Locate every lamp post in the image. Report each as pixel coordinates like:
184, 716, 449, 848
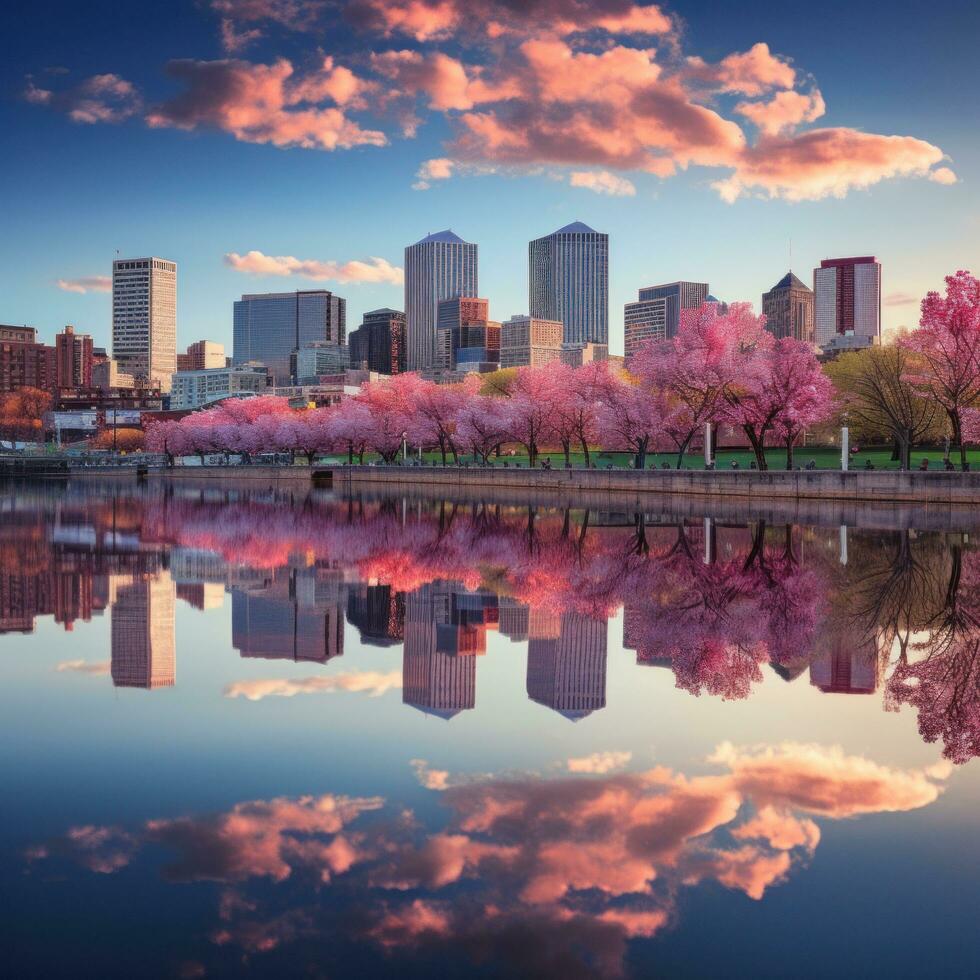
841, 411, 849, 472
402, 431, 407, 462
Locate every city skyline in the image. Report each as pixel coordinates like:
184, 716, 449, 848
2, 1, 975, 358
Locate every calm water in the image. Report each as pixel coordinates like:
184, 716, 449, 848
3, 481, 980, 978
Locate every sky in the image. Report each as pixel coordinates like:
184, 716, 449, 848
1, 0, 978, 356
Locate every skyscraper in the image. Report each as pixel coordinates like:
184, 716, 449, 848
404, 231, 478, 371
112, 257, 177, 393
529, 222, 608, 346
348, 308, 407, 375
624, 280, 708, 361
761, 273, 814, 344
813, 256, 881, 351
233, 290, 346, 385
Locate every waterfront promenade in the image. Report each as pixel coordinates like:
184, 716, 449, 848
8, 454, 980, 507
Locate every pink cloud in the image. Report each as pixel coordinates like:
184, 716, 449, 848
25, 73, 141, 124
210, 0, 325, 49
566, 750, 633, 773
713, 128, 949, 203
568, 170, 637, 196
685, 42, 796, 96
55, 276, 112, 295
146, 58, 385, 151
413, 156, 455, 189
929, 166, 958, 185
345, 0, 672, 41
736, 89, 826, 136
224, 250, 403, 284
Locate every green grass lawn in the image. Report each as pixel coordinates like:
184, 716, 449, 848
320, 446, 980, 471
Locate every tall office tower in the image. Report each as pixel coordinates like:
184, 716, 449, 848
529, 221, 608, 346
176, 340, 225, 372
54, 325, 94, 389
0, 325, 57, 393
348, 308, 407, 375
405, 230, 479, 371
112, 257, 177, 393
499, 315, 563, 368
624, 280, 708, 361
402, 582, 476, 718
526, 611, 607, 719
233, 290, 346, 385
761, 273, 814, 344
813, 256, 881, 350
110, 572, 176, 689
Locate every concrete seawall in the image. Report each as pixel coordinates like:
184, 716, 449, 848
331, 464, 980, 506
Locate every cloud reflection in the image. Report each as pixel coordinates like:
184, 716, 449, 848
27, 742, 951, 974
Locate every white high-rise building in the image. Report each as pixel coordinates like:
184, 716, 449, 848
112, 257, 177, 392
529, 222, 609, 346
404, 231, 478, 371
813, 256, 881, 352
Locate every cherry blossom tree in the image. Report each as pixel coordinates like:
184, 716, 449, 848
356, 376, 416, 463
634, 304, 749, 468
455, 392, 509, 464
499, 366, 557, 466
596, 373, 662, 469
901, 271, 980, 470
726, 337, 834, 470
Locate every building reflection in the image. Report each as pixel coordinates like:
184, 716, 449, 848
346, 582, 405, 647
527, 610, 607, 719
110, 571, 176, 689
8, 485, 980, 763
231, 565, 345, 664
402, 582, 497, 719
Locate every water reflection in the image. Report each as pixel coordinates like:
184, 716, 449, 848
7, 482, 980, 976
3, 483, 980, 765
24, 742, 950, 976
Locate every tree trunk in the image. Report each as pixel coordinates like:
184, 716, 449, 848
635, 438, 648, 470
891, 439, 901, 462
951, 410, 967, 470
562, 438, 571, 467
786, 434, 794, 471
742, 426, 766, 470
348, 442, 354, 465
579, 436, 591, 467
675, 431, 694, 469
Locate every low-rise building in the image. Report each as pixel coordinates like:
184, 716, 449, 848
499, 315, 563, 368
560, 342, 608, 367
177, 340, 226, 372
291, 343, 350, 382
170, 366, 269, 410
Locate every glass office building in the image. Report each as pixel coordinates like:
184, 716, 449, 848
232, 290, 346, 385
404, 231, 478, 371
529, 222, 608, 346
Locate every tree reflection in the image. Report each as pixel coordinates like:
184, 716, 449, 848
10, 484, 980, 760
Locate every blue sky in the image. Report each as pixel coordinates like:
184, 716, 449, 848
1, 0, 978, 355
